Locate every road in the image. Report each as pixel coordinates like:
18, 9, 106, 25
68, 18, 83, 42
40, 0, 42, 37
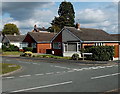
2, 56, 119, 93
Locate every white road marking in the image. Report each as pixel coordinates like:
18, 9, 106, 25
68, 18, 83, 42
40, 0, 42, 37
56, 72, 61, 74
81, 68, 90, 70
106, 65, 113, 68
19, 75, 31, 78
91, 73, 120, 79
46, 72, 54, 75
97, 66, 105, 69
35, 74, 44, 76
5, 76, 14, 79
53, 65, 71, 70
62, 71, 66, 73
32, 63, 40, 65
91, 67, 98, 70
73, 68, 83, 71
11, 81, 73, 93
67, 70, 74, 73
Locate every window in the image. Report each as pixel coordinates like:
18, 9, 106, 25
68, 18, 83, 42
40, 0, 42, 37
95, 43, 104, 46
20, 43, 28, 49
32, 43, 36, 48
53, 42, 61, 49
65, 44, 68, 52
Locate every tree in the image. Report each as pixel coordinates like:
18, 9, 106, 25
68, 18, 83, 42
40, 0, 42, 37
2, 23, 20, 35
49, 1, 75, 33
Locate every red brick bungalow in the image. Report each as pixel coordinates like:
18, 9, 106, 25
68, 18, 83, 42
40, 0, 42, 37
51, 25, 120, 60
23, 32, 55, 54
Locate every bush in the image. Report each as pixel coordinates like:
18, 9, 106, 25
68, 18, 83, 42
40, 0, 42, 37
71, 54, 79, 60
84, 46, 114, 61
20, 51, 33, 57
23, 47, 33, 52
2, 45, 7, 52
2, 44, 19, 51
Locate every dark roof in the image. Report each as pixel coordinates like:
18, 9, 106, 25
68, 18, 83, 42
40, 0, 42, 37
5, 35, 26, 42
28, 32, 55, 43
65, 27, 117, 41
37, 28, 47, 31
110, 34, 120, 41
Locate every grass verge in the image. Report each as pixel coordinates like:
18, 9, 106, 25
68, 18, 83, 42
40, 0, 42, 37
0, 63, 21, 74
33, 54, 71, 59
2, 51, 22, 56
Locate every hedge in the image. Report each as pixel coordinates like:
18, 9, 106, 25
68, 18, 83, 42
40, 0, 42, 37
23, 47, 33, 52
84, 46, 114, 61
2, 44, 19, 52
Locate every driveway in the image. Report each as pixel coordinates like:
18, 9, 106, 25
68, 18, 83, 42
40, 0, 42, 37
2, 56, 119, 93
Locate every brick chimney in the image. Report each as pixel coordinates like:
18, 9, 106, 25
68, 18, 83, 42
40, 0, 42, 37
75, 23, 81, 30
14, 33, 16, 36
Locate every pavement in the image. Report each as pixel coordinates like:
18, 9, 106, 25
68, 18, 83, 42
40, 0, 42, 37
1, 56, 120, 93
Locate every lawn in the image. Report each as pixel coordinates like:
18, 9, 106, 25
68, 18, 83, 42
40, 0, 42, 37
33, 54, 71, 59
0, 63, 21, 74
2, 51, 22, 56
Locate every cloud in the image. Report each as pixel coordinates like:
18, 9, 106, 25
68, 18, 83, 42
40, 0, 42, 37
2, 2, 55, 21
76, 3, 118, 34
2, 2, 57, 34
76, 9, 107, 24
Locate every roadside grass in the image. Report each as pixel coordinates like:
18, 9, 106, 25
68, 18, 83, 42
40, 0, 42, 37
0, 63, 21, 74
33, 54, 71, 59
0, 49, 2, 53
2, 51, 22, 56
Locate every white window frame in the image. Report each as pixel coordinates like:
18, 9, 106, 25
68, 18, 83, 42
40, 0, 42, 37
53, 42, 61, 49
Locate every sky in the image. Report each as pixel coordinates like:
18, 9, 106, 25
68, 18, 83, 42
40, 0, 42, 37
0, 0, 119, 34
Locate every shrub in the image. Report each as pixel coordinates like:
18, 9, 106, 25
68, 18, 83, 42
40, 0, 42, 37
71, 54, 79, 60
23, 47, 33, 52
2, 45, 7, 52
2, 44, 19, 51
84, 46, 114, 61
20, 51, 33, 57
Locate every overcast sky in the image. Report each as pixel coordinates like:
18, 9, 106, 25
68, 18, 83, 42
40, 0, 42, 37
0, 0, 119, 34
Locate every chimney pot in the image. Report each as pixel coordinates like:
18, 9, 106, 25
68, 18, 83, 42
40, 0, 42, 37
75, 23, 80, 30
14, 33, 16, 36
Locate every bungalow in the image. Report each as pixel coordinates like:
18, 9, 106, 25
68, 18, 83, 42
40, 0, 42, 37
51, 24, 120, 60
2, 34, 26, 49
0, 32, 3, 48
23, 32, 55, 53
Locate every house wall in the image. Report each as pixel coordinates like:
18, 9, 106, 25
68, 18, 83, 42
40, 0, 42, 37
0, 34, 3, 48
52, 32, 63, 56
23, 34, 36, 47
82, 43, 95, 48
0, 43, 2, 48
37, 43, 51, 53
10, 42, 21, 48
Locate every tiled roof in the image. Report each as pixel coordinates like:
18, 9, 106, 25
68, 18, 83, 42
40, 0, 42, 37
5, 35, 26, 42
110, 34, 120, 41
65, 27, 117, 41
28, 32, 55, 43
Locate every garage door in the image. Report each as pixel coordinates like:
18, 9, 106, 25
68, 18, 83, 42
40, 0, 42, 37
68, 43, 77, 51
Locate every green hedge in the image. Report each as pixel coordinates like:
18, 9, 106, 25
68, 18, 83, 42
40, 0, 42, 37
23, 47, 33, 52
84, 46, 114, 61
2, 44, 19, 52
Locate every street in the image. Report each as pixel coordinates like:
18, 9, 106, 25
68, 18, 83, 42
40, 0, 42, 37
2, 56, 119, 93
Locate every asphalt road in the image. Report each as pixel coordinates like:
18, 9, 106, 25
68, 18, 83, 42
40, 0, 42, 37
2, 56, 120, 93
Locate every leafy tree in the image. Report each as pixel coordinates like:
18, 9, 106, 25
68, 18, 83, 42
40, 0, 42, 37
49, 1, 75, 33
2, 23, 20, 35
